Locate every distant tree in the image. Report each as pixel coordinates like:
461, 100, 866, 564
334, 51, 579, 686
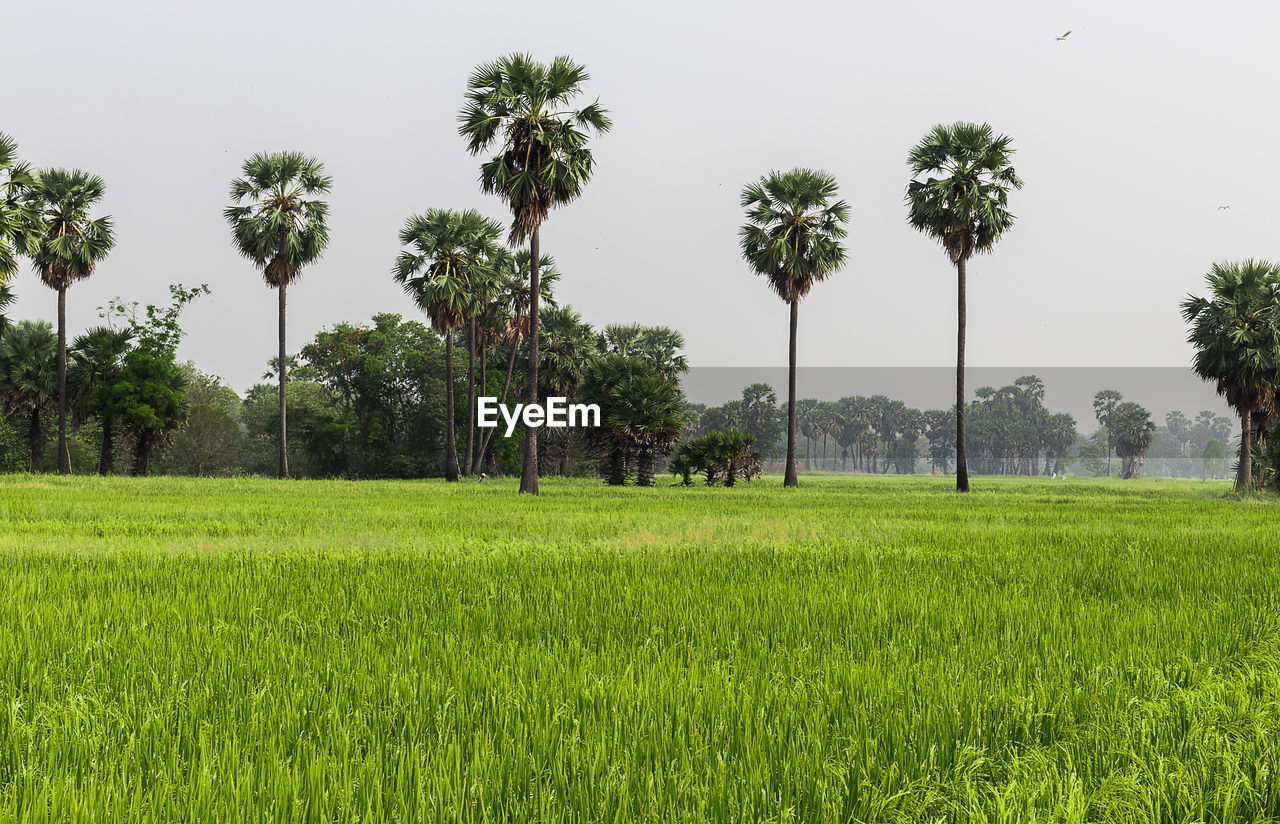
923, 408, 955, 473
1202, 437, 1225, 480
31, 169, 116, 474
1111, 402, 1156, 479
1078, 429, 1110, 477
393, 209, 502, 481
225, 151, 332, 479
1041, 413, 1078, 476
1092, 390, 1123, 476
460, 53, 611, 495
907, 122, 1022, 492
155, 364, 241, 477
0, 319, 57, 471
739, 168, 850, 487
1181, 260, 1280, 490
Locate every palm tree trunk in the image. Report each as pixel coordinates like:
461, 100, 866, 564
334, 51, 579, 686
57, 286, 69, 475
519, 227, 541, 495
1237, 407, 1252, 490
278, 283, 289, 479
28, 410, 42, 473
445, 333, 459, 482
955, 257, 970, 492
464, 321, 476, 475
98, 419, 113, 475
784, 298, 799, 488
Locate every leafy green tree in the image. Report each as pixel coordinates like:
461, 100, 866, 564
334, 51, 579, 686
460, 53, 611, 495
30, 168, 116, 475
907, 123, 1022, 492
68, 326, 133, 474
1181, 260, 1280, 490
0, 319, 57, 471
225, 152, 332, 479
739, 168, 850, 487
0, 133, 39, 287
112, 348, 188, 476
155, 364, 241, 477
298, 314, 449, 478
393, 209, 502, 482
1111, 401, 1156, 479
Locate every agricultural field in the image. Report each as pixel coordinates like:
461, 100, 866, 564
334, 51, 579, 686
0, 474, 1278, 822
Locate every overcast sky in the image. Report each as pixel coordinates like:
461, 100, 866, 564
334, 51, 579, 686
4, 0, 1276, 396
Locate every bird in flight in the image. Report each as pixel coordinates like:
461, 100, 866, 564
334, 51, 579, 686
1056, 30, 1072, 41
1218, 205, 1231, 211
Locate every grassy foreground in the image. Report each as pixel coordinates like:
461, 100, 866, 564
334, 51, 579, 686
0, 474, 1278, 822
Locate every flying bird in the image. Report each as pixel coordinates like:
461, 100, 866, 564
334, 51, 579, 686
1218, 205, 1231, 211
1056, 30, 1072, 41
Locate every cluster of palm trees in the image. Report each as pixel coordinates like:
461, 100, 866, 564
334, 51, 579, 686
1182, 260, 1280, 490
0, 133, 116, 476
739, 122, 1021, 492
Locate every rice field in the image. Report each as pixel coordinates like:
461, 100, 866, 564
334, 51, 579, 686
0, 474, 1277, 822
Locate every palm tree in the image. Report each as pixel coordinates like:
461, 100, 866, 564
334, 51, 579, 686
0, 319, 57, 472
474, 249, 559, 474
0, 133, 39, 287
225, 151, 332, 479
393, 208, 502, 482
68, 325, 134, 474
1181, 260, 1280, 489
459, 53, 611, 495
739, 168, 850, 487
1111, 402, 1156, 479
907, 122, 1022, 492
0, 284, 15, 337
1092, 389, 1123, 476
31, 169, 116, 475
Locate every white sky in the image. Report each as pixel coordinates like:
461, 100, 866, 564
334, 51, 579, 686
4, 0, 1276, 394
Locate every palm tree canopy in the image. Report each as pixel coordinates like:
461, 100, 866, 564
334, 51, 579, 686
739, 168, 850, 303
69, 325, 134, 418
30, 168, 115, 291
393, 209, 503, 335
458, 53, 611, 244
906, 122, 1022, 264
0, 133, 41, 285
0, 319, 57, 414
1180, 259, 1280, 416
225, 151, 332, 288
1110, 402, 1156, 458
487, 248, 560, 342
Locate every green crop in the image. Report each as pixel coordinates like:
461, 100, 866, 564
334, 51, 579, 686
0, 474, 1277, 822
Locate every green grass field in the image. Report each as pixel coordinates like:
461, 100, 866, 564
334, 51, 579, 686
1, 474, 1278, 822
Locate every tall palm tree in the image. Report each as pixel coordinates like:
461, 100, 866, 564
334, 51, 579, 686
1181, 259, 1280, 490
68, 325, 134, 475
31, 169, 116, 475
393, 208, 502, 482
225, 151, 332, 479
907, 122, 1022, 492
0, 133, 39, 287
0, 319, 57, 472
459, 53, 611, 495
739, 168, 850, 487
